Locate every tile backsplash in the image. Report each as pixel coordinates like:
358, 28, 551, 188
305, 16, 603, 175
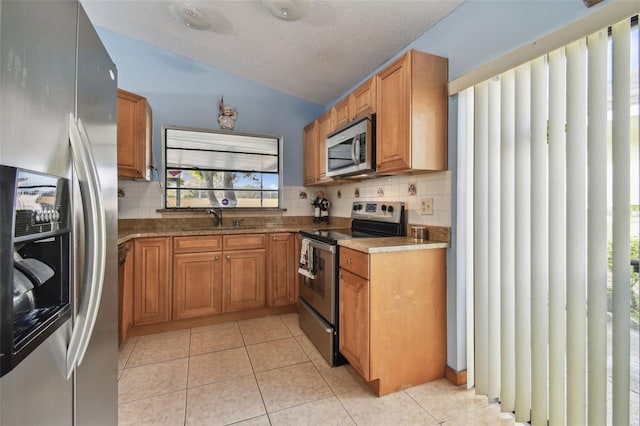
117, 171, 451, 227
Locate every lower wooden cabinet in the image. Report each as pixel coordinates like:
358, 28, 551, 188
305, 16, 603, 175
173, 251, 223, 320
267, 233, 297, 307
133, 237, 171, 325
222, 249, 266, 312
339, 246, 447, 396
129, 232, 297, 328
339, 268, 370, 379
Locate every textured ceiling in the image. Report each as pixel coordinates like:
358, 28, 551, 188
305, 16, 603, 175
81, 0, 464, 106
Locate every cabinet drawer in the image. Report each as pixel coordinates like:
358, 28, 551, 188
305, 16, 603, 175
223, 234, 266, 251
340, 247, 369, 279
174, 236, 222, 253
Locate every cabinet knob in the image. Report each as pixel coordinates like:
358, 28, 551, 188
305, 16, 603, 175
273, 236, 277, 241
137, 169, 142, 176
347, 258, 353, 264
226, 255, 231, 260
214, 255, 219, 260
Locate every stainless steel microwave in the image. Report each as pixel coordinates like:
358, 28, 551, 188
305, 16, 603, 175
326, 114, 375, 178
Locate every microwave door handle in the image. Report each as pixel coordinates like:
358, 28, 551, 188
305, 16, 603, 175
352, 134, 361, 165
65, 113, 106, 378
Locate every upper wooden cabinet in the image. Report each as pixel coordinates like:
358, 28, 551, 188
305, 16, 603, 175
303, 121, 318, 186
333, 77, 377, 130
315, 110, 334, 184
376, 50, 448, 174
117, 89, 152, 180
303, 109, 338, 186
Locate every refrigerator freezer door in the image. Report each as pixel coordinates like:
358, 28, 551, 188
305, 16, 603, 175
73, 4, 118, 425
0, 1, 77, 423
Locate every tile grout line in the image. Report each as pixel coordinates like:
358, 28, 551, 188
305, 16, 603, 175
240, 321, 272, 425
183, 328, 194, 426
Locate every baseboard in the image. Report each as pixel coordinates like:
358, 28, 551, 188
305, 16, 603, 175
445, 365, 467, 386
125, 304, 298, 339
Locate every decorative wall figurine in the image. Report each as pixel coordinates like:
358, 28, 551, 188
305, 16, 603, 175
217, 96, 238, 130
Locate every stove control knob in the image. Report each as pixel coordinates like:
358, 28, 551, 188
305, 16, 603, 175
381, 204, 387, 212
387, 205, 394, 213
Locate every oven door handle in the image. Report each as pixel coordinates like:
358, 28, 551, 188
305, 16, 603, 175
299, 235, 337, 254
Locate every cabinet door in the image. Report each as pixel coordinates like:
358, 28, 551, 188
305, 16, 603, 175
133, 237, 171, 325
376, 54, 410, 173
339, 268, 370, 380
333, 97, 350, 129
173, 252, 223, 320
315, 110, 334, 183
222, 249, 266, 312
351, 77, 376, 119
303, 121, 318, 186
117, 89, 150, 179
267, 233, 296, 307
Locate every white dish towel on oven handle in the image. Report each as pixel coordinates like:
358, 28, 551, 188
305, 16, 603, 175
298, 238, 316, 279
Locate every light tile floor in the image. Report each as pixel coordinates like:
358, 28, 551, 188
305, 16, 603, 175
118, 313, 523, 425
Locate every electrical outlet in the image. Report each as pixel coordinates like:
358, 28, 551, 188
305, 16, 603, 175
420, 198, 434, 215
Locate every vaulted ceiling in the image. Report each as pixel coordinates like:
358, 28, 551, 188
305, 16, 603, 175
81, 0, 465, 105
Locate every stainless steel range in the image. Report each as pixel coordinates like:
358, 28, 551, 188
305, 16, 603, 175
297, 201, 406, 366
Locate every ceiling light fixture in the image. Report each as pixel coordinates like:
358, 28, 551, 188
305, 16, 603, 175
262, 0, 310, 22
169, 3, 211, 30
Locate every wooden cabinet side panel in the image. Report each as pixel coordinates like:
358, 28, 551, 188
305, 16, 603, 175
267, 233, 296, 307
410, 52, 448, 171
121, 240, 134, 342
173, 252, 223, 320
133, 237, 171, 325
339, 269, 370, 380
369, 249, 447, 394
375, 54, 410, 173
222, 250, 266, 312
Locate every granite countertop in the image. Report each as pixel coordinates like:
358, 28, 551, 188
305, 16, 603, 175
117, 217, 451, 251
117, 223, 347, 245
338, 236, 449, 253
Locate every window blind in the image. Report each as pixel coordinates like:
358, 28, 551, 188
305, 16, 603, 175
459, 14, 637, 425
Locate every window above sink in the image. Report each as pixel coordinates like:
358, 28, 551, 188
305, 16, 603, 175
163, 126, 282, 210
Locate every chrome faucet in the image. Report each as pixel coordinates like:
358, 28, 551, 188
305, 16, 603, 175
207, 208, 223, 227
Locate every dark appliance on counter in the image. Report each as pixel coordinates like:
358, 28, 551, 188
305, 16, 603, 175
297, 201, 405, 366
0, 167, 72, 376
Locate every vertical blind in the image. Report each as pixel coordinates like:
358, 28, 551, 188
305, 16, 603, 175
460, 14, 636, 425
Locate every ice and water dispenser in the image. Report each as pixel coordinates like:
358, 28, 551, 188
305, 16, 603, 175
0, 166, 72, 376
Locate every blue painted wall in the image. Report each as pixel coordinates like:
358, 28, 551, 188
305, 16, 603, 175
96, 29, 324, 186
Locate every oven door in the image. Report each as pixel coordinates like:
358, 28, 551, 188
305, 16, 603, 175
297, 236, 336, 324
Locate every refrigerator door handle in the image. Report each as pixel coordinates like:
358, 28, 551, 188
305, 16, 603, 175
65, 112, 107, 378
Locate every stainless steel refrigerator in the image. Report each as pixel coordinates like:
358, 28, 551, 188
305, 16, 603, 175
0, 1, 118, 424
